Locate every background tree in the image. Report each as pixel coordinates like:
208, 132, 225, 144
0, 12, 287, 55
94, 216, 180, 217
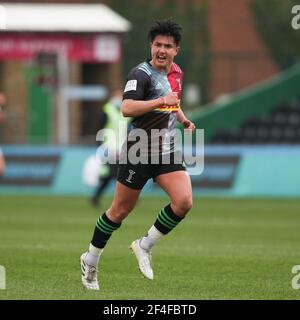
251, 0, 300, 69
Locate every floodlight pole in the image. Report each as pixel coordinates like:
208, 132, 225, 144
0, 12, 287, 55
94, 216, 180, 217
57, 48, 69, 145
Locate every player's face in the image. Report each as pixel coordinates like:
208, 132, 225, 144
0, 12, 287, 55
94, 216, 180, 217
150, 35, 179, 72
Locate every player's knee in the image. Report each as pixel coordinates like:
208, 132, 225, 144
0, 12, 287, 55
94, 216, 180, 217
109, 202, 132, 222
174, 197, 193, 215
182, 197, 193, 213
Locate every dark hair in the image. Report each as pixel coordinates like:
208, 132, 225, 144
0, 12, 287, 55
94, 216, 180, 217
148, 19, 182, 46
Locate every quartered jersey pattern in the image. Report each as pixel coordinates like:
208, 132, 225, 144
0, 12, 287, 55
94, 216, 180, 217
122, 60, 184, 156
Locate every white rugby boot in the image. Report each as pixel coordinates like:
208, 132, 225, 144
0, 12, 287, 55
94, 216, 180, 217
80, 252, 100, 290
130, 239, 154, 280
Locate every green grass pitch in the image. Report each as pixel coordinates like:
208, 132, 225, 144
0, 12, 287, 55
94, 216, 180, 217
0, 194, 300, 300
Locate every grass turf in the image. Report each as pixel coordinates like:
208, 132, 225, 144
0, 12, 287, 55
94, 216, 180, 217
0, 195, 300, 300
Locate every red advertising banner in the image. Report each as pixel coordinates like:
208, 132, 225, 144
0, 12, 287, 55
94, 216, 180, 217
0, 34, 121, 62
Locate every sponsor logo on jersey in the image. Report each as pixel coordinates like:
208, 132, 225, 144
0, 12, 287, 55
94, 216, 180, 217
124, 80, 137, 92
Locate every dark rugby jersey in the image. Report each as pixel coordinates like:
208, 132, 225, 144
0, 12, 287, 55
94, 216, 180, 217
122, 60, 184, 157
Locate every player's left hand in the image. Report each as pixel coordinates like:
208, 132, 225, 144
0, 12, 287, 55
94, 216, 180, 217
182, 120, 196, 132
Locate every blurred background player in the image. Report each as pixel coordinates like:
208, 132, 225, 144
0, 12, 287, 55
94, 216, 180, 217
0, 92, 6, 177
90, 89, 129, 207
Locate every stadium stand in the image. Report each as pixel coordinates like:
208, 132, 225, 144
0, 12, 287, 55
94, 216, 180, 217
190, 63, 300, 145
211, 99, 300, 144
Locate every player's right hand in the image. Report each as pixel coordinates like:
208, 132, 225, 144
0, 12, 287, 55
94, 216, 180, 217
164, 92, 179, 106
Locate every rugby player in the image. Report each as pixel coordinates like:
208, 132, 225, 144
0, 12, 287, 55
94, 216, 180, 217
80, 19, 196, 290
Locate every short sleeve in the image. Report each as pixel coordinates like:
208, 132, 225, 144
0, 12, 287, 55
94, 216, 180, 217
123, 68, 151, 101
